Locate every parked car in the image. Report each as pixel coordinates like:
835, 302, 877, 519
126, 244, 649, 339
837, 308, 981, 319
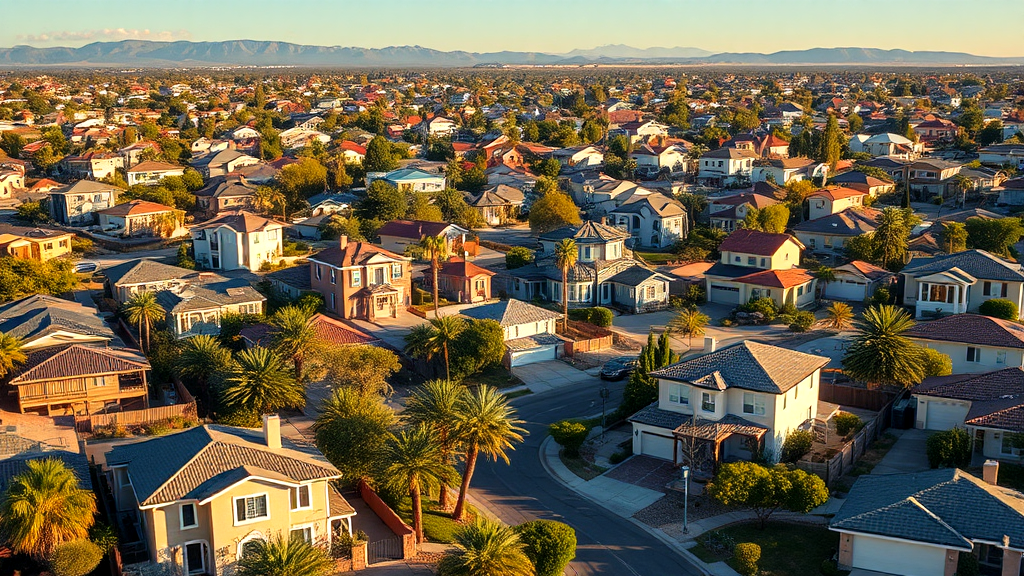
600, 356, 638, 380
74, 260, 99, 273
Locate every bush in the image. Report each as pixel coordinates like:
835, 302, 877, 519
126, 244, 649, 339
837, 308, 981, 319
979, 298, 1019, 320
49, 539, 103, 576
869, 285, 891, 307
738, 297, 778, 322
779, 302, 798, 316
609, 443, 633, 465
781, 429, 815, 463
733, 543, 761, 576
834, 412, 862, 437
789, 310, 816, 332
926, 428, 972, 469
514, 520, 577, 576
956, 551, 981, 576
567, 307, 613, 327
505, 246, 535, 270
549, 420, 589, 458
820, 558, 841, 576
89, 522, 118, 553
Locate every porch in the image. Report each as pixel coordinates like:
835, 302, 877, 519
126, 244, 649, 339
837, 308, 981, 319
672, 415, 769, 479
913, 270, 975, 318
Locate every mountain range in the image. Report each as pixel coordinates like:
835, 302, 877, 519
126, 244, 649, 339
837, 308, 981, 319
0, 40, 1021, 67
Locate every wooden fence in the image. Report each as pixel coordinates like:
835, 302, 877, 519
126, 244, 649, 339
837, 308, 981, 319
562, 321, 614, 356
819, 371, 898, 411
75, 379, 197, 433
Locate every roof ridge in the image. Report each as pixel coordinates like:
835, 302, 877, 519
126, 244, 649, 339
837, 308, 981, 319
140, 426, 217, 504
905, 495, 971, 545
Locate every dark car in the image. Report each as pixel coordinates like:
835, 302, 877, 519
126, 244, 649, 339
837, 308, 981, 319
600, 356, 639, 380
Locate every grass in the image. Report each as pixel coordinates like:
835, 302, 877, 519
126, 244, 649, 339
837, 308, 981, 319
693, 522, 841, 576
847, 432, 898, 477
559, 449, 607, 481
504, 389, 533, 400
636, 251, 678, 265
463, 365, 523, 389
394, 495, 477, 544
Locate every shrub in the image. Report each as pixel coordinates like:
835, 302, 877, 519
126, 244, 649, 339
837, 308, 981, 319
680, 283, 707, 307
781, 429, 815, 463
820, 558, 841, 576
789, 310, 815, 332
956, 551, 981, 576
609, 443, 633, 465
567, 308, 592, 323
779, 302, 798, 316
514, 520, 577, 576
834, 412, 863, 437
869, 285, 891, 307
89, 522, 118, 553
979, 298, 1019, 320
733, 543, 761, 576
505, 246, 535, 270
567, 307, 613, 327
49, 539, 103, 576
926, 428, 972, 469
142, 420, 171, 435
549, 420, 589, 458
739, 297, 778, 321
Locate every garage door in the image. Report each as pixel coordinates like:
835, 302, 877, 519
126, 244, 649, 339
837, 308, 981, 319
924, 400, 969, 431
641, 432, 675, 461
826, 280, 866, 301
511, 345, 557, 367
709, 284, 740, 305
852, 535, 945, 576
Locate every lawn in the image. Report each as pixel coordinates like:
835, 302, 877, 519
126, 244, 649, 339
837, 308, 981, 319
636, 251, 678, 265
394, 495, 477, 544
692, 522, 840, 576
560, 449, 607, 481
463, 365, 523, 389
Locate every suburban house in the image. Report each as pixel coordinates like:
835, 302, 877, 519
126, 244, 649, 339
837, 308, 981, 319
97, 200, 187, 238
830, 467, 1023, 576
708, 192, 780, 233
552, 145, 604, 171
371, 168, 446, 193
908, 209, 1003, 257
375, 219, 469, 257
423, 257, 495, 304
308, 236, 413, 320
103, 260, 197, 304
830, 171, 896, 197
191, 211, 285, 272
0, 225, 73, 262
190, 149, 260, 179
419, 116, 458, 138
793, 208, 880, 254
628, 341, 829, 472
997, 177, 1024, 206
609, 192, 688, 250
461, 299, 565, 366
60, 151, 124, 180
697, 148, 758, 186
913, 367, 1024, 461
103, 419, 355, 576
466, 184, 524, 226
156, 276, 266, 339
126, 160, 186, 186
630, 142, 689, 175
907, 314, 1024, 374
618, 120, 669, 144
704, 229, 806, 306
567, 175, 649, 214
750, 157, 817, 186
823, 261, 894, 302
194, 175, 259, 217
240, 313, 379, 349
0, 294, 115, 349
909, 159, 964, 199
914, 117, 959, 143
49, 180, 119, 226
848, 133, 921, 159
901, 250, 1024, 319
806, 187, 868, 220
980, 143, 1024, 170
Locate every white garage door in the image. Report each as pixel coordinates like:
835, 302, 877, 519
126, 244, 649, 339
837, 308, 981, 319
709, 284, 740, 305
826, 279, 866, 301
852, 535, 945, 576
511, 345, 557, 367
641, 432, 675, 461
924, 400, 969, 431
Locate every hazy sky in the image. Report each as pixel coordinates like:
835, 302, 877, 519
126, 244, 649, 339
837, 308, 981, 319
6, 0, 1024, 56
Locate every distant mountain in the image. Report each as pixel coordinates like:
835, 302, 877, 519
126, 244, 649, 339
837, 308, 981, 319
0, 40, 1020, 67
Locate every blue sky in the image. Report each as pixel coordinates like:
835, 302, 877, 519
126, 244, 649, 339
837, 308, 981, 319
7, 0, 1024, 56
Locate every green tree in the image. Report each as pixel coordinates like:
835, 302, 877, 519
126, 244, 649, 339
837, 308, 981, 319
846, 113, 864, 133
668, 308, 710, 347
220, 346, 304, 415
314, 387, 395, 483
357, 180, 408, 222
269, 305, 321, 381
528, 192, 581, 233
175, 334, 232, 410
309, 344, 401, 397
707, 462, 829, 528
925, 428, 973, 469
253, 185, 287, 219
437, 519, 534, 576
940, 221, 968, 254
817, 114, 843, 173
405, 379, 467, 510
873, 207, 917, 270
824, 302, 854, 331
122, 291, 164, 353
0, 331, 25, 377
505, 246, 534, 270
842, 305, 927, 388
814, 266, 836, 297
276, 157, 327, 209
404, 316, 466, 381
419, 234, 449, 318
236, 533, 333, 576
0, 132, 25, 158
965, 217, 1024, 257
921, 348, 953, 377
514, 520, 577, 576
364, 135, 399, 172
742, 204, 790, 234
450, 319, 506, 380
383, 425, 457, 543
554, 238, 578, 329
549, 420, 589, 458
978, 298, 1019, 321
48, 539, 103, 576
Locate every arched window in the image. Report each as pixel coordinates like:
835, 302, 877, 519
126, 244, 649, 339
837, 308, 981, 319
237, 531, 266, 560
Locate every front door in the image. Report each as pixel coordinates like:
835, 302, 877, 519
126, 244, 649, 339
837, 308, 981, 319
185, 542, 206, 575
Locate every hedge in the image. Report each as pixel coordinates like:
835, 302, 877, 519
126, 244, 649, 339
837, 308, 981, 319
515, 520, 577, 576
566, 306, 613, 327
979, 298, 1019, 321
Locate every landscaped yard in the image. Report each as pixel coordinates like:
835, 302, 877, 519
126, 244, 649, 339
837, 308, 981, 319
692, 522, 840, 576
636, 251, 679, 265
395, 495, 477, 543
560, 449, 607, 481
463, 364, 523, 389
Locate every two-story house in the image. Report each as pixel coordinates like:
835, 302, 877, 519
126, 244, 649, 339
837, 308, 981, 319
806, 187, 868, 221
461, 299, 565, 366
191, 212, 284, 273
567, 174, 648, 214
630, 142, 689, 176
103, 417, 355, 576
704, 229, 812, 307
49, 180, 119, 226
156, 276, 266, 339
193, 175, 259, 218
708, 192, 781, 233
375, 220, 468, 257
909, 159, 963, 199
628, 341, 829, 471
914, 118, 958, 143
901, 250, 1024, 319
793, 207, 880, 255
907, 314, 1024, 374
190, 149, 260, 179
126, 160, 186, 186
60, 151, 124, 180
308, 236, 412, 320
0, 225, 73, 262
551, 145, 604, 172
698, 148, 758, 186
609, 192, 688, 249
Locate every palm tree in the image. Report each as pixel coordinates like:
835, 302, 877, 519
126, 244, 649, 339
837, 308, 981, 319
452, 386, 526, 521
824, 302, 855, 331
842, 304, 926, 388
0, 331, 26, 377
668, 308, 710, 348
270, 305, 321, 381
123, 291, 165, 353
0, 458, 96, 560
436, 518, 534, 576
254, 185, 287, 220
383, 425, 457, 543
175, 334, 232, 411
404, 316, 466, 381
236, 533, 333, 576
815, 266, 836, 299
953, 173, 973, 208
553, 237, 578, 329
419, 234, 450, 318
405, 379, 466, 510
221, 346, 304, 415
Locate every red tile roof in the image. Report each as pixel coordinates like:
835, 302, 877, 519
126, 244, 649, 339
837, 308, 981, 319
808, 186, 867, 202
438, 257, 495, 278
719, 228, 800, 256
97, 200, 176, 217
734, 268, 815, 289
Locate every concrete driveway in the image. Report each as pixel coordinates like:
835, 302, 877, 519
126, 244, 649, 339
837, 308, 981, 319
512, 360, 593, 393
871, 428, 932, 474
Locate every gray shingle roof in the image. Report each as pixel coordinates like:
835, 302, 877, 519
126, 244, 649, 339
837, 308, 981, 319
903, 250, 1024, 283
538, 220, 630, 244
914, 367, 1024, 433
651, 341, 829, 394
0, 451, 93, 492
103, 259, 195, 287
627, 404, 693, 429
155, 276, 265, 314
792, 208, 880, 236
608, 265, 664, 287
0, 294, 114, 344
906, 314, 1024, 349
461, 299, 561, 327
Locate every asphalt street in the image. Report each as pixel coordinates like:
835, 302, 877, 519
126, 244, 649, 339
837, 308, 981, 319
470, 375, 701, 576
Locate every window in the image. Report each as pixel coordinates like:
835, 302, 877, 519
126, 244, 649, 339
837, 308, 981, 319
760, 258, 766, 267
269, 229, 277, 240
701, 392, 715, 413
254, 234, 259, 244
668, 384, 689, 405
351, 270, 361, 287
747, 256, 756, 266
330, 293, 336, 310
315, 265, 322, 281
584, 246, 592, 259
647, 286, 656, 299
742, 393, 765, 416
88, 377, 106, 387
984, 281, 992, 296
392, 263, 403, 278
180, 503, 198, 530
234, 494, 269, 524
966, 347, 981, 363
290, 526, 313, 544
734, 256, 741, 263
797, 285, 804, 296
290, 485, 311, 510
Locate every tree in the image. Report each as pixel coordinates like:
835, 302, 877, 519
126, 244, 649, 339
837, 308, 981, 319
0, 458, 96, 560
220, 346, 304, 415
619, 332, 675, 417
505, 246, 534, 270
549, 420, 589, 457
668, 308, 710, 347
313, 388, 396, 483
452, 386, 526, 521
706, 462, 828, 528
554, 238, 578, 329
921, 348, 953, 377
276, 157, 327, 210
450, 319, 506, 380
528, 192, 581, 233
814, 266, 835, 297
405, 379, 467, 510
844, 233, 877, 263
269, 305, 321, 381
824, 302, 854, 331
419, 235, 449, 318
846, 113, 864, 134
940, 221, 968, 254
407, 193, 443, 221
514, 520, 577, 576
873, 207, 917, 270
817, 114, 843, 173
123, 292, 164, 353
0, 132, 25, 158
438, 519, 534, 576
842, 305, 927, 388
925, 428, 972, 469
236, 533, 333, 576
404, 316, 466, 381
0, 331, 25, 377
309, 344, 401, 397
175, 334, 232, 410
742, 204, 790, 234
383, 425, 457, 543
965, 217, 1024, 257
363, 135, 399, 172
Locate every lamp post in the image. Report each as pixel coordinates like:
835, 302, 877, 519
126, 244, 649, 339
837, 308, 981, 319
681, 465, 690, 534
599, 386, 610, 440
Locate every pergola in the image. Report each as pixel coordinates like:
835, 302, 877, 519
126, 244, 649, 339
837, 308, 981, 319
671, 415, 769, 475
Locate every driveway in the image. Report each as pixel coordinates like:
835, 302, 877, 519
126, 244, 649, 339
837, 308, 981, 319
793, 333, 854, 369
871, 428, 932, 474
612, 307, 791, 356
511, 360, 593, 393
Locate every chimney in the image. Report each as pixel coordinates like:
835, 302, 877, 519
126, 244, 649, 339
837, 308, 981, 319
600, 216, 607, 225
338, 235, 348, 250
704, 336, 717, 352
983, 459, 999, 485
263, 414, 281, 450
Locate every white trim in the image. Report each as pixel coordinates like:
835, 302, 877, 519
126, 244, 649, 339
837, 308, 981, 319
289, 522, 316, 544
198, 476, 300, 506
236, 531, 266, 560
232, 492, 270, 526
290, 484, 312, 511
179, 502, 199, 531
829, 528, 972, 552
182, 539, 210, 576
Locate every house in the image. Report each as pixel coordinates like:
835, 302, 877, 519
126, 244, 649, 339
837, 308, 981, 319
466, 184, 524, 226
806, 187, 868, 220
419, 116, 458, 138
190, 149, 260, 179
909, 159, 963, 199
194, 175, 259, 217
370, 168, 446, 193
997, 177, 1024, 206
779, 102, 804, 119
375, 219, 468, 257
708, 192, 780, 233
697, 148, 757, 186
337, 141, 366, 164
156, 276, 266, 339
914, 118, 958, 143
824, 261, 894, 302
618, 120, 669, 144
913, 368, 1024, 462
704, 229, 805, 306
97, 200, 186, 238
461, 299, 565, 366
901, 250, 1024, 319
49, 180, 119, 226
0, 294, 115, 349
630, 142, 689, 176
102, 419, 355, 576
0, 168, 23, 198
308, 236, 412, 320
848, 133, 921, 159
861, 156, 913, 183
240, 312, 378, 349
265, 264, 313, 300
191, 211, 285, 272
979, 143, 1024, 170
830, 467, 1023, 576
103, 260, 198, 304
551, 145, 604, 172
628, 341, 829, 469
126, 160, 186, 186
0, 225, 73, 261
750, 157, 816, 186
609, 192, 688, 249
60, 152, 124, 180
567, 174, 649, 214
907, 314, 1024, 374
908, 209, 1003, 257
830, 171, 896, 197
793, 207, 880, 254
424, 258, 495, 304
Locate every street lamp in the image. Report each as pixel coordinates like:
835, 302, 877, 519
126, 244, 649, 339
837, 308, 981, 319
681, 465, 690, 534
599, 386, 610, 440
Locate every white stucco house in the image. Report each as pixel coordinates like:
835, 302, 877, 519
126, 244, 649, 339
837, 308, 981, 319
901, 250, 1024, 320
191, 211, 285, 272
907, 313, 1024, 375
460, 299, 565, 366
